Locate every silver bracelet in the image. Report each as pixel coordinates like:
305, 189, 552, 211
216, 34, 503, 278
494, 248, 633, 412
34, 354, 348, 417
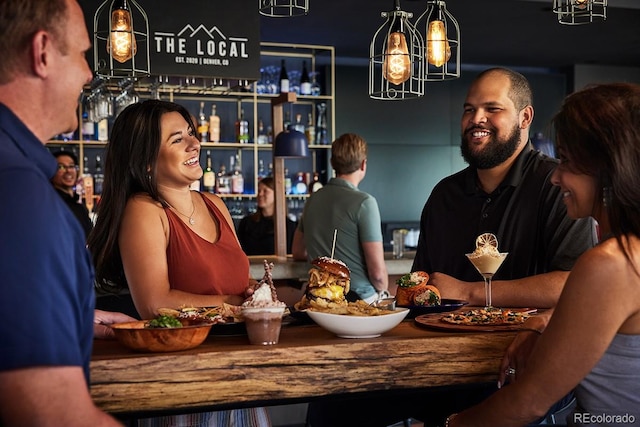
445, 413, 458, 427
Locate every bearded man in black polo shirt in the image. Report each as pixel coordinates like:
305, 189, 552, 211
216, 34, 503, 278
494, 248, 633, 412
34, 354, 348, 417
413, 67, 596, 309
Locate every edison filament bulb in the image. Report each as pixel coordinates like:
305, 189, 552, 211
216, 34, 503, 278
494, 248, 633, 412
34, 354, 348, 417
107, 8, 137, 63
382, 32, 411, 85
426, 20, 451, 67
574, 0, 589, 9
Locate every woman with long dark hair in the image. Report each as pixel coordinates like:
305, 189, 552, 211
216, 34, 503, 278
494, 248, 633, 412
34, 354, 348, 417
88, 99, 269, 426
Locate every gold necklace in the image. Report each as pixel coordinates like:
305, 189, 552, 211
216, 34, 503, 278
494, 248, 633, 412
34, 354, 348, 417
165, 197, 196, 225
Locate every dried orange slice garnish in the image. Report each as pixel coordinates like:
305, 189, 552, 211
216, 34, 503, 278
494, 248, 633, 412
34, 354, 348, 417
476, 233, 498, 249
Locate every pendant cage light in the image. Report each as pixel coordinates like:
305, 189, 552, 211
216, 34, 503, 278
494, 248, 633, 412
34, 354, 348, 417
259, 0, 309, 17
369, 0, 425, 100
93, 0, 150, 78
416, 0, 460, 81
553, 0, 607, 25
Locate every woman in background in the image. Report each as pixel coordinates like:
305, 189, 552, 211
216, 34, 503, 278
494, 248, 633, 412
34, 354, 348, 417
238, 176, 295, 255
87, 99, 268, 427
447, 83, 640, 426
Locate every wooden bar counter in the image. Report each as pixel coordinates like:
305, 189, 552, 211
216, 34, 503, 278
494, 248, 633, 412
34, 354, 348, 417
91, 319, 514, 416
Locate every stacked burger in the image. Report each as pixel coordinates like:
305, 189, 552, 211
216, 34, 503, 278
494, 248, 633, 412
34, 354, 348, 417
296, 256, 351, 310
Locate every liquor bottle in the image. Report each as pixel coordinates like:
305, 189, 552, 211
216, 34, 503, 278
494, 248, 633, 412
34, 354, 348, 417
203, 150, 215, 193
257, 159, 267, 180
235, 107, 250, 143
82, 157, 94, 212
197, 101, 209, 143
283, 111, 291, 131
268, 162, 274, 178
309, 172, 323, 193
75, 167, 84, 204
94, 155, 104, 196
267, 125, 274, 144
216, 164, 230, 194
293, 172, 307, 194
300, 60, 311, 95
257, 119, 269, 144
97, 118, 108, 142
310, 72, 321, 96
279, 59, 289, 93
81, 111, 94, 141
231, 155, 244, 194
209, 104, 220, 143
315, 102, 328, 145
293, 113, 305, 133
284, 168, 292, 195
305, 113, 315, 144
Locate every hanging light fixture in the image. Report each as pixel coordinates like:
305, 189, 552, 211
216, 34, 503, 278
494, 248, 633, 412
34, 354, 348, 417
416, 0, 460, 81
274, 128, 310, 157
259, 0, 309, 17
553, 0, 607, 25
107, 0, 135, 62
93, 0, 150, 78
369, 0, 424, 100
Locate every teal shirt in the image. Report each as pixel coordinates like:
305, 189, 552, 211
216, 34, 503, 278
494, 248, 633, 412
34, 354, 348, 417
298, 177, 383, 299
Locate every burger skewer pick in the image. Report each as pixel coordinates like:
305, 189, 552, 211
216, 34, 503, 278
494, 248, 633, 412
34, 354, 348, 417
330, 229, 338, 260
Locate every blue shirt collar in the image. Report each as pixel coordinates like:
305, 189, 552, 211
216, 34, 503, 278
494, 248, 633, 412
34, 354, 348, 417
0, 103, 58, 179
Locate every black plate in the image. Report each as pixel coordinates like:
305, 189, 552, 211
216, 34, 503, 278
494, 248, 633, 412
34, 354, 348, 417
208, 320, 247, 336
286, 306, 314, 325
398, 299, 468, 319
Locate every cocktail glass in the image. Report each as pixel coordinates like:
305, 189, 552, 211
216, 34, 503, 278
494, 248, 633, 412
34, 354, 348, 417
465, 252, 508, 307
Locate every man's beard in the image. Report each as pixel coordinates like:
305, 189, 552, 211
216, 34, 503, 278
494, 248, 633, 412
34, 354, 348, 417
460, 123, 521, 169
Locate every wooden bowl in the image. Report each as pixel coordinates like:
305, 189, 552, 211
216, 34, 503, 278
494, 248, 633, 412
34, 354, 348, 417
110, 319, 212, 352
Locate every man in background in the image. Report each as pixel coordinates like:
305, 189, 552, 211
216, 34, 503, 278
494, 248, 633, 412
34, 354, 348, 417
51, 150, 93, 238
292, 133, 388, 303
0, 0, 131, 425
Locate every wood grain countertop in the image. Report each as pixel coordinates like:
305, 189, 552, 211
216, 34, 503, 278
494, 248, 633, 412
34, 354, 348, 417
91, 318, 514, 417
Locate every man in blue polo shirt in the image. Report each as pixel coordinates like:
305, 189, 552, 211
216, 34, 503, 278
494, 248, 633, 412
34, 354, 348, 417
0, 0, 131, 425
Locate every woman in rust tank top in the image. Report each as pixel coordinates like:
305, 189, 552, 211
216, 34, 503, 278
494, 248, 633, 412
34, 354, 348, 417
88, 100, 269, 427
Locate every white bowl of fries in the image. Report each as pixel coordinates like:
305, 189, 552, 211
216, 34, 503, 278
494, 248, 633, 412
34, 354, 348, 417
307, 306, 409, 338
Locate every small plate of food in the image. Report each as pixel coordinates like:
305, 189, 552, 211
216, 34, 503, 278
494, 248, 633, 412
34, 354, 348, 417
395, 271, 466, 317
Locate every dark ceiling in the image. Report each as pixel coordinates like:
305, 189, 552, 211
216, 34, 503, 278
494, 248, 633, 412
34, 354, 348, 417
259, 0, 640, 69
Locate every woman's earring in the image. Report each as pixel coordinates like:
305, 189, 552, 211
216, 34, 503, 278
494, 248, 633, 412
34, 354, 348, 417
602, 186, 612, 208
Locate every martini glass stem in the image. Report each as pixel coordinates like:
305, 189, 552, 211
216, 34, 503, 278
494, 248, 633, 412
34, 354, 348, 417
484, 276, 492, 307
